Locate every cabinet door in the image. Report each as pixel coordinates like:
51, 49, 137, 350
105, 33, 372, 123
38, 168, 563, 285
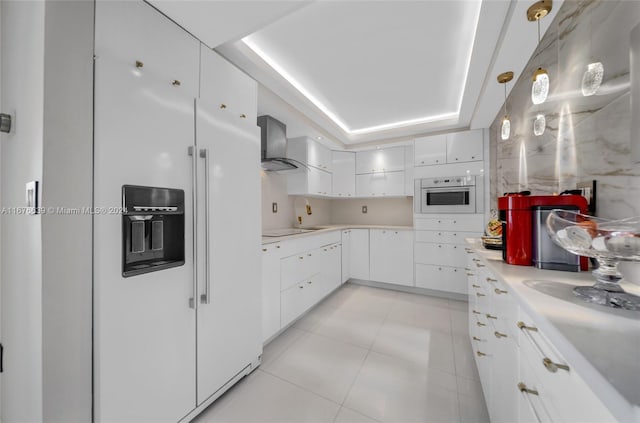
414, 243, 466, 268
370, 230, 414, 286
341, 230, 351, 283
355, 146, 405, 174
93, 2, 199, 421
404, 145, 414, 196
262, 244, 281, 342
446, 130, 483, 163
414, 134, 446, 166
349, 229, 370, 280
332, 150, 355, 197
415, 264, 465, 293
356, 171, 405, 197
307, 139, 332, 172
281, 281, 307, 328
200, 46, 257, 126
308, 167, 332, 197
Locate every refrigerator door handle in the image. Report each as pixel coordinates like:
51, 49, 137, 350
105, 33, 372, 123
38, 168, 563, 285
188, 146, 198, 309
199, 148, 211, 304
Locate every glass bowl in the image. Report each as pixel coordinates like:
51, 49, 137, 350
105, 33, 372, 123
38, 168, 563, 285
546, 210, 640, 310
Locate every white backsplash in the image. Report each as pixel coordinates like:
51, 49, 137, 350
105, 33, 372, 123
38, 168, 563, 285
490, 0, 640, 220
330, 197, 413, 226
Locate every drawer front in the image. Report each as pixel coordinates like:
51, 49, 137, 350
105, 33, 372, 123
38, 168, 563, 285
517, 309, 616, 423
281, 250, 317, 291
415, 230, 482, 245
415, 264, 466, 294
414, 242, 466, 267
414, 215, 483, 232
280, 281, 307, 328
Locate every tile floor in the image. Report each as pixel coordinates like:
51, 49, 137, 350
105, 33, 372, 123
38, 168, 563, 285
194, 283, 490, 423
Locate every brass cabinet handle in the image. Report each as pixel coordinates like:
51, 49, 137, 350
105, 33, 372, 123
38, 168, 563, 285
307, 254, 312, 256
240, 114, 246, 118
472, 258, 480, 262
135, 60, 144, 68
517, 382, 539, 396
476, 263, 486, 268
172, 79, 181, 86
472, 336, 482, 341
220, 104, 227, 109
472, 310, 481, 315
464, 267, 471, 271
517, 321, 538, 332
486, 277, 497, 283
465, 248, 473, 253
472, 284, 481, 288
476, 351, 487, 357
299, 256, 304, 260
495, 288, 508, 295
494, 331, 507, 338
486, 314, 498, 319
476, 293, 486, 297
542, 357, 570, 373
276, 245, 280, 249
477, 322, 486, 327
466, 272, 474, 276
262, 248, 267, 252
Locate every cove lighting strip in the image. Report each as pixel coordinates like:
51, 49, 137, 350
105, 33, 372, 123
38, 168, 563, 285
242, 4, 481, 135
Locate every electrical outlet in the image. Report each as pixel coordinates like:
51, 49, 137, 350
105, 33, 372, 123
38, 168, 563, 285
272, 202, 278, 213
362, 205, 367, 214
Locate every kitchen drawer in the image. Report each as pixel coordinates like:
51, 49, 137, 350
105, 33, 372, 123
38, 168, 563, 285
281, 250, 318, 291
415, 264, 466, 294
414, 215, 483, 232
280, 274, 321, 328
517, 309, 615, 423
415, 230, 482, 245
518, 355, 558, 423
414, 242, 466, 267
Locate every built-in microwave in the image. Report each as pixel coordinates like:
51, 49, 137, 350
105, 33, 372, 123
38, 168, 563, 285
414, 175, 483, 214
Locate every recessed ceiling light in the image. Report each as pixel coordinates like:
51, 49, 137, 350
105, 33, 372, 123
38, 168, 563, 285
316, 136, 323, 140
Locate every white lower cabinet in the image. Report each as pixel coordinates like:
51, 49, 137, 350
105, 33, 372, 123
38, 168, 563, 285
467, 249, 616, 423
349, 229, 370, 280
341, 230, 351, 283
415, 264, 465, 293
369, 229, 414, 286
261, 243, 282, 343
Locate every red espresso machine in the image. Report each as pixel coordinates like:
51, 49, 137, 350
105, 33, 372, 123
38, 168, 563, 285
498, 194, 589, 270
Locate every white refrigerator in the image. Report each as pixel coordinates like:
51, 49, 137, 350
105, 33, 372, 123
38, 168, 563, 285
93, 2, 262, 421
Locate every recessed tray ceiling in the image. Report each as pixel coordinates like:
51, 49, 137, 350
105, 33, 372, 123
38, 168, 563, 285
243, 1, 481, 135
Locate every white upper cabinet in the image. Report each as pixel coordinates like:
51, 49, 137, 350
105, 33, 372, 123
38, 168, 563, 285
332, 150, 355, 197
446, 130, 483, 163
288, 137, 333, 172
288, 166, 331, 197
200, 46, 257, 126
414, 129, 483, 166
414, 134, 446, 166
355, 146, 405, 174
356, 171, 405, 197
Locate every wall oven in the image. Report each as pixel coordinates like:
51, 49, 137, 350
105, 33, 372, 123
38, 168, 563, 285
415, 175, 482, 214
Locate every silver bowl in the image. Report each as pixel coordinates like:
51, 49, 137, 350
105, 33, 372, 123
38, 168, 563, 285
546, 210, 640, 310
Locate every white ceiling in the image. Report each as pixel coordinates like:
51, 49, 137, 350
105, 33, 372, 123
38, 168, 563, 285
150, 0, 563, 148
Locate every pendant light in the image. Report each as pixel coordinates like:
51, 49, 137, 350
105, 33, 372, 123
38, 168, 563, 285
528, 0, 552, 105
533, 114, 546, 136
582, 8, 603, 96
497, 71, 514, 141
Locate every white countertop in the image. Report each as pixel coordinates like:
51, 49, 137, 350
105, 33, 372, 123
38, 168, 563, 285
467, 239, 640, 422
261, 224, 413, 244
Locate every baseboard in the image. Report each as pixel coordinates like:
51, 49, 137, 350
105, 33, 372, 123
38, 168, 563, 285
347, 279, 468, 302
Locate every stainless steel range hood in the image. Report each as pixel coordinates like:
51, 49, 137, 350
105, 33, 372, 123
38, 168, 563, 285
258, 115, 304, 172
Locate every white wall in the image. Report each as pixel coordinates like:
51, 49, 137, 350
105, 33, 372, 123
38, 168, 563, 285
331, 197, 413, 226
261, 171, 295, 230
41, 1, 93, 421
1, 1, 45, 421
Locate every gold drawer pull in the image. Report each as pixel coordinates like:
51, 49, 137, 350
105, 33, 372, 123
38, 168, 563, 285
495, 288, 508, 295
262, 248, 267, 252
476, 322, 486, 327
476, 293, 486, 297
476, 263, 485, 268
472, 284, 481, 288
517, 321, 538, 332
466, 272, 474, 276
472, 310, 481, 315
486, 277, 497, 283
472, 258, 480, 262
472, 336, 482, 341
476, 351, 487, 357
172, 79, 181, 86
517, 383, 539, 396
486, 314, 498, 319
494, 331, 507, 338
542, 357, 570, 373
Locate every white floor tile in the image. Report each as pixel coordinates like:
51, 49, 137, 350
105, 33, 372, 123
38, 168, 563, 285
261, 327, 307, 367
450, 309, 469, 337
334, 407, 381, 423
386, 300, 452, 334
263, 332, 369, 404
294, 301, 339, 332
344, 352, 460, 423
194, 370, 340, 423
395, 291, 450, 310
312, 306, 387, 349
458, 393, 490, 423
371, 320, 456, 374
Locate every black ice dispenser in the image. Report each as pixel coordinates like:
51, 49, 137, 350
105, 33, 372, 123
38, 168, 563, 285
122, 185, 185, 277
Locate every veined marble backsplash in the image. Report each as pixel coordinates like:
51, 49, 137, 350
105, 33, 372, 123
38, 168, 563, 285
490, 0, 640, 220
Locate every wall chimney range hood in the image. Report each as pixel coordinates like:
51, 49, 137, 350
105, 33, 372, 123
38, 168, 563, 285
258, 115, 304, 172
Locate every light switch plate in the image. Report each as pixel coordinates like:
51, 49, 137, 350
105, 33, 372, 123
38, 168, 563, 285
362, 205, 367, 214
26, 180, 39, 214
